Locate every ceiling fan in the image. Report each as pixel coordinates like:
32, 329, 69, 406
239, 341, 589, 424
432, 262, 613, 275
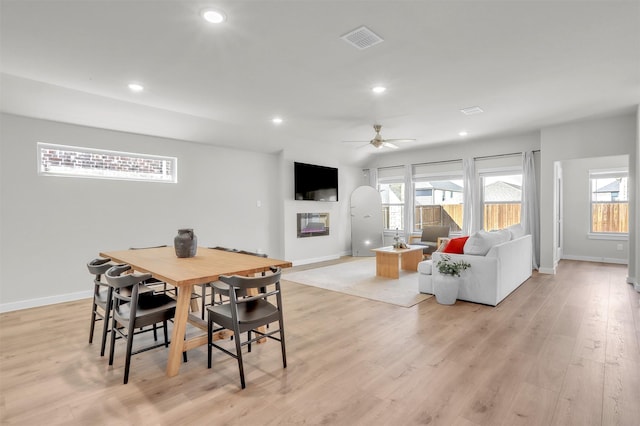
343, 124, 416, 149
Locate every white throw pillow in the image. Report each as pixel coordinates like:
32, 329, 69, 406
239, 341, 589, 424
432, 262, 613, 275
463, 229, 511, 255
507, 224, 525, 240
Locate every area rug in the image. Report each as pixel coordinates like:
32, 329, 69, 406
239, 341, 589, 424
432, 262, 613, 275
282, 257, 432, 307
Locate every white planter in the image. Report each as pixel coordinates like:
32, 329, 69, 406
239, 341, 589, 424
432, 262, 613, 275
434, 274, 460, 305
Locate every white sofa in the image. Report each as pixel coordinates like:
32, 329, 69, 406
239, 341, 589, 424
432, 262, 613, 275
418, 234, 533, 306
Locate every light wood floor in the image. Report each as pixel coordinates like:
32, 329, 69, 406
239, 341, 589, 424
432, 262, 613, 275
1, 259, 638, 425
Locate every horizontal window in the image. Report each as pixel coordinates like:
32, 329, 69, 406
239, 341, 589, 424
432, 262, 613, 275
38, 143, 177, 183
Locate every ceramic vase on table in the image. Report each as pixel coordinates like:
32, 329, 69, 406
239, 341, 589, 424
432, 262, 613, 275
434, 274, 460, 305
174, 228, 197, 258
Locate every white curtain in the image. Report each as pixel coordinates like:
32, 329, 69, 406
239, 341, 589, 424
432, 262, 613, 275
462, 158, 481, 235
404, 164, 414, 242
368, 168, 378, 188
522, 151, 540, 269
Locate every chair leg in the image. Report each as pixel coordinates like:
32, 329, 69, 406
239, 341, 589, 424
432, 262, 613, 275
89, 301, 98, 344
163, 320, 169, 347
279, 321, 287, 368
153, 323, 158, 341
108, 316, 118, 366
100, 302, 111, 357
234, 326, 246, 389
207, 315, 212, 369
123, 322, 136, 385
200, 284, 206, 319
100, 289, 114, 357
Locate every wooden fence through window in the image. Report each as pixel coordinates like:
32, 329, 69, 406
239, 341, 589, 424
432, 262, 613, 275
414, 203, 523, 232
414, 205, 463, 231
591, 203, 629, 233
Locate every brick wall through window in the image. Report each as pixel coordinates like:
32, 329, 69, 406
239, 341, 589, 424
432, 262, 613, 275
37, 143, 177, 183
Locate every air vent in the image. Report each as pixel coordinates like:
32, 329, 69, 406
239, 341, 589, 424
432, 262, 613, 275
460, 106, 484, 115
341, 26, 384, 50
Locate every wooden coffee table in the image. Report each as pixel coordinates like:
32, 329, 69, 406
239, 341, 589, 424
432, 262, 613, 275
371, 245, 425, 279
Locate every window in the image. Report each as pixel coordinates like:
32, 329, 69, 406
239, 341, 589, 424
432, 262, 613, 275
590, 170, 628, 234
378, 166, 406, 232
414, 178, 464, 233
481, 172, 522, 231
379, 182, 405, 231
38, 142, 177, 183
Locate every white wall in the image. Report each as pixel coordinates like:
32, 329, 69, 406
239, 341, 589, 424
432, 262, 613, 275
561, 155, 629, 263
0, 113, 362, 311
364, 131, 542, 243
367, 132, 541, 170
539, 112, 637, 274
278, 150, 362, 265
0, 117, 232, 307
363, 113, 639, 283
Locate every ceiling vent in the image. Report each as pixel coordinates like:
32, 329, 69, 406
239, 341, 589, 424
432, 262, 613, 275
460, 106, 484, 115
341, 26, 384, 50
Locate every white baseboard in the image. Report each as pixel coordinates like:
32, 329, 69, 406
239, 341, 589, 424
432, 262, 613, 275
626, 276, 640, 292
561, 254, 628, 265
0, 290, 92, 313
292, 253, 344, 266
538, 266, 556, 274
2, 252, 354, 311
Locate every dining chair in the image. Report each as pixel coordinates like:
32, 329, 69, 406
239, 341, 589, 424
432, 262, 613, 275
210, 249, 268, 308
105, 263, 184, 384
200, 246, 241, 318
87, 257, 115, 356
207, 267, 286, 389
191, 246, 240, 319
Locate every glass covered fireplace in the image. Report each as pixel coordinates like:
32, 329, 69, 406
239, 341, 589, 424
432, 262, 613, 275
297, 213, 330, 238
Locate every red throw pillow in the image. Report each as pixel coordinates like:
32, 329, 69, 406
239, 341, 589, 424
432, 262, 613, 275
442, 236, 469, 254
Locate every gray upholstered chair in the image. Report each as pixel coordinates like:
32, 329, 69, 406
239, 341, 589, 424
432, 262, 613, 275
106, 264, 182, 384
207, 267, 286, 389
412, 225, 451, 257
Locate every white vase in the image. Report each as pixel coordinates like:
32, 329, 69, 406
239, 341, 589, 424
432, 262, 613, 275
434, 274, 460, 305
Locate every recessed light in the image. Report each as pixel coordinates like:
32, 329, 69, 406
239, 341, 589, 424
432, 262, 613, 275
372, 86, 386, 94
128, 83, 144, 92
272, 117, 283, 125
202, 9, 226, 24
459, 131, 468, 137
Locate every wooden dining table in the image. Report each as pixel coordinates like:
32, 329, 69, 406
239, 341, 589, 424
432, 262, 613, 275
99, 246, 292, 377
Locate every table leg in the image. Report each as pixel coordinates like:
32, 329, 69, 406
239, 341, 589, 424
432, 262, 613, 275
401, 249, 423, 271
375, 251, 399, 278
166, 284, 193, 377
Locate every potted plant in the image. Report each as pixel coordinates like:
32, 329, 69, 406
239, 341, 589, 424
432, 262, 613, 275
434, 255, 471, 305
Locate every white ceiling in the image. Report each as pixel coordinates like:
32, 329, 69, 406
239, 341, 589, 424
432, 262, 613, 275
1, 0, 639, 165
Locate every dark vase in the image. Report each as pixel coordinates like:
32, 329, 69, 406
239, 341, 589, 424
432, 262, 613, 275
174, 228, 197, 258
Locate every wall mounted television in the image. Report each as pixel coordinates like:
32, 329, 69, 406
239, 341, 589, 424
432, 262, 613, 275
294, 162, 338, 202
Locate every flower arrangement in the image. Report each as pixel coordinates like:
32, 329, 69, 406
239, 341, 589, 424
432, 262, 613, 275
436, 255, 471, 277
